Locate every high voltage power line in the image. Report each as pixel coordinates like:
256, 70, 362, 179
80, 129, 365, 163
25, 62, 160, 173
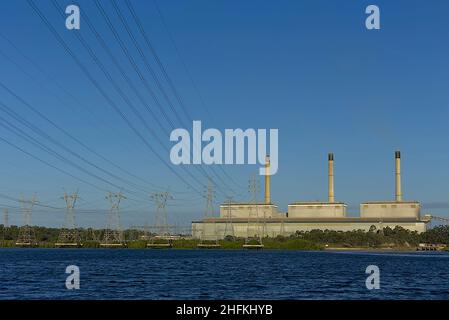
0, 0, 250, 217
55, 190, 81, 247
151, 0, 213, 124
101, 191, 126, 247
38, 0, 233, 198
0, 98, 148, 198
110, 0, 241, 195
0, 32, 193, 195
15, 195, 38, 246
96, 0, 178, 131
27, 0, 207, 196
199, 179, 219, 246
150, 0, 246, 192
88, 0, 236, 197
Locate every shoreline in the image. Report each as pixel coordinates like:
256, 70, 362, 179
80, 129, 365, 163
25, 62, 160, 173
325, 247, 415, 252
0, 244, 442, 253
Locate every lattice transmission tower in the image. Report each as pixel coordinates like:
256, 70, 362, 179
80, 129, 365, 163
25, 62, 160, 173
150, 192, 172, 236
223, 196, 234, 238
204, 179, 216, 219
147, 192, 173, 248
428, 215, 449, 229
101, 191, 126, 247
2, 208, 8, 242
56, 190, 81, 247
16, 195, 38, 247
245, 174, 263, 246
199, 179, 219, 246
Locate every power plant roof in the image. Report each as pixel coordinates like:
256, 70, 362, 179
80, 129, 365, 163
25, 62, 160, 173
219, 203, 277, 206
362, 201, 419, 204
289, 202, 346, 205
193, 217, 423, 223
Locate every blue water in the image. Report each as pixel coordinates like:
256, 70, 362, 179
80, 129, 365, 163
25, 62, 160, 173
0, 249, 448, 300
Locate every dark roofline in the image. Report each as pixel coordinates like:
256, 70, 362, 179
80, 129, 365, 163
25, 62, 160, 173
219, 203, 278, 206
193, 217, 427, 224
361, 201, 420, 204
288, 202, 346, 206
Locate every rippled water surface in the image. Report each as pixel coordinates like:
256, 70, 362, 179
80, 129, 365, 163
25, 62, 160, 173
0, 249, 448, 299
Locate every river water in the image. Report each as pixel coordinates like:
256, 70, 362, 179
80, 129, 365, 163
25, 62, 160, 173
0, 249, 448, 299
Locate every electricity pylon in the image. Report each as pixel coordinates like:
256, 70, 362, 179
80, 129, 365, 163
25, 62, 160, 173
280, 217, 285, 237
3, 208, 8, 228
56, 190, 81, 247
199, 179, 219, 247
245, 175, 263, 247
223, 196, 234, 238
101, 191, 126, 247
2, 208, 8, 242
148, 191, 173, 247
16, 195, 38, 247
204, 179, 216, 219
248, 175, 259, 204
150, 192, 172, 236
88, 228, 99, 242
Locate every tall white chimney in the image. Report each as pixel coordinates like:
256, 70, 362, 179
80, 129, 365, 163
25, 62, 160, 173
395, 151, 402, 202
328, 153, 335, 203
265, 155, 271, 204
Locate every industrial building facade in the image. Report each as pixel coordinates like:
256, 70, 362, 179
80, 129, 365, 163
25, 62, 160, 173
192, 151, 429, 239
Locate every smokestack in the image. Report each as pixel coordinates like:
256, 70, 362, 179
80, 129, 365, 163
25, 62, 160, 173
328, 153, 335, 203
395, 150, 402, 202
265, 155, 271, 204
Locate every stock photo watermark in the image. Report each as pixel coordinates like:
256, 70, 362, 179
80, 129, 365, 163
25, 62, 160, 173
65, 265, 80, 290
65, 5, 80, 30
365, 265, 380, 290
64, 3, 380, 32
170, 121, 279, 175
365, 5, 380, 30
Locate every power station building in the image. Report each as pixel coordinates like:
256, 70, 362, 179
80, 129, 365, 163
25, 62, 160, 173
192, 151, 430, 239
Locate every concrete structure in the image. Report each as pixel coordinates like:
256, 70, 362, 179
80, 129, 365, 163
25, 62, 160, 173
360, 201, 420, 220
192, 151, 430, 239
219, 203, 280, 219
360, 151, 420, 220
265, 155, 271, 204
288, 202, 346, 218
287, 153, 346, 218
395, 150, 402, 202
328, 153, 335, 203
192, 217, 427, 238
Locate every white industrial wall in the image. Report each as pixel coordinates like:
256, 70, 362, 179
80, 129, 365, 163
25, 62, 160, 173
360, 202, 420, 219
219, 204, 278, 218
288, 203, 347, 218
192, 221, 427, 239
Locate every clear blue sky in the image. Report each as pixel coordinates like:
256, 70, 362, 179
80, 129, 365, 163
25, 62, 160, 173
0, 0, 448, 228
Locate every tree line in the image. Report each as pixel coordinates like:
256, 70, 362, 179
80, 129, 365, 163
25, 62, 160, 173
1, 224, 449, 248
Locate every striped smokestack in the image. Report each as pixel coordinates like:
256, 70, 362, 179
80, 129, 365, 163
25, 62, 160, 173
395, 150, 402, 202
265, 155, 271, 204
328, 153, 334, 203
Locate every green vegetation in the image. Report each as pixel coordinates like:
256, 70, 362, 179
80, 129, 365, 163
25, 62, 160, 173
296, 225, 449, 249
220, 238, 245, 249
172, 238, 199, 249
1, 224, 449, 250
127, 240, 148, 249
82, 241, 100, 248
262, 237, 323, 250
420, 225, 449, 244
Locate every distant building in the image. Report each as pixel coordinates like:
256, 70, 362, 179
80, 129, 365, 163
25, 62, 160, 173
192, 151, 429, 239
287, 202, 347, 218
